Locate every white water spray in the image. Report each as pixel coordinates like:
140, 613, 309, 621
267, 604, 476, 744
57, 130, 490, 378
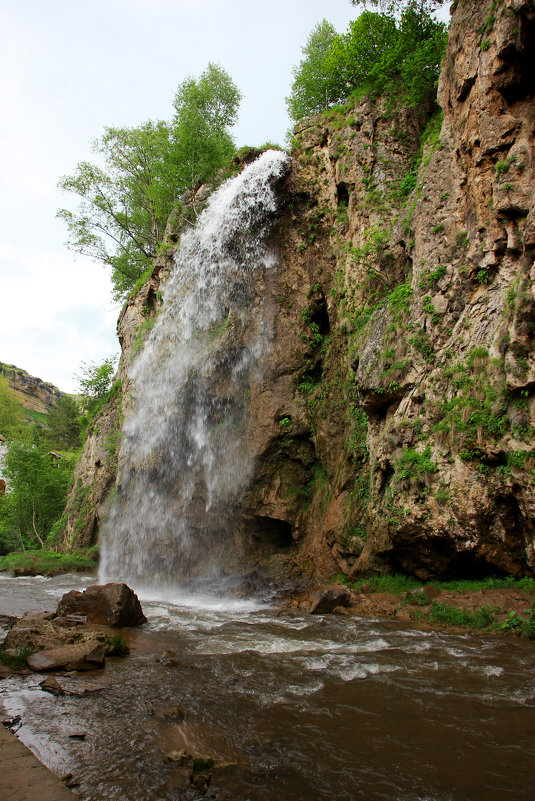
100, 150, 289, 589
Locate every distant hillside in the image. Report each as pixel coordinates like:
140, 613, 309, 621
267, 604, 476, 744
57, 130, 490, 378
0, 362, 62, 423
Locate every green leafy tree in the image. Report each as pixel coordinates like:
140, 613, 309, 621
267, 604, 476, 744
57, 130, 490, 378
45, 395, 83, 450
0, 375, 25, 441
286, 19, 340, 122
170, 63, 242, 194
58, 64, 242, 299
349, 0, 445, 13
76, 356, 118, 415
287, 6, 447, 121
326, 12, 399, 99
57, 121, 175, 299
327, 7, 446, 107
0, 443, 74, 553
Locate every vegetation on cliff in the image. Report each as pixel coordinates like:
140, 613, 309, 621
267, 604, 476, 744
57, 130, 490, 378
0, 376, 25, 441
286, 2, 447, 121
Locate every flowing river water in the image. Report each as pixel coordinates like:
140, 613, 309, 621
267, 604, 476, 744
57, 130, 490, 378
1, 573, 535, 801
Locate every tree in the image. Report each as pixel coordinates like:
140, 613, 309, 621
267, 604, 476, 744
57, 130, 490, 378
57, 121, 175, 299
0, 443, 74, 552
287, 6, 447, 122
286, 20, 340, 122
76, 356, 118, 415
45, 395, 83, 450
58, 64, 242, 299
170, 63, 242, 194
0, 375, 25, 441
349, 0, 445, 14
326, 12, 399, 100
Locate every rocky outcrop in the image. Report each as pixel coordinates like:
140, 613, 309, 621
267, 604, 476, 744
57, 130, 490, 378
0, 362, 62, 416
61, 0, 535, 582
61, 391, 121, 549
27, 641, 107, 672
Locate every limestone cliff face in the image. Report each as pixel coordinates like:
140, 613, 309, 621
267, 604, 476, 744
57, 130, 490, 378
241, 0, 535, 581
0, 362, 62, 417
62, 0, 535, 579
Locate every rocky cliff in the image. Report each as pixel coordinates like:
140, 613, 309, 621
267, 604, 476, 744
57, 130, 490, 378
62, 0, 535, 581
0, 362, 62, 418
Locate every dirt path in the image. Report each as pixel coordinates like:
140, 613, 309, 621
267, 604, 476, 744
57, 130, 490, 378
0, 724, 77, 801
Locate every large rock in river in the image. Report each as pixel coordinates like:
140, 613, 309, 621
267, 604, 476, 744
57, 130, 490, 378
57, 583, 146, 627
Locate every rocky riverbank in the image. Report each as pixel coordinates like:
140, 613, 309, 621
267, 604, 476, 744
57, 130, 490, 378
282, 579, 535, 638
0, 582, 144, 678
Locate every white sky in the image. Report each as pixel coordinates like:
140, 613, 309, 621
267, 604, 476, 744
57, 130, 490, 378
0, 0, 449, 393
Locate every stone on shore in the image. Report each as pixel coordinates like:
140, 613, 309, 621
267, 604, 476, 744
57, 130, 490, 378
27, 641, 107, 672
307, 585, 351, 614
57, 583, 146, 627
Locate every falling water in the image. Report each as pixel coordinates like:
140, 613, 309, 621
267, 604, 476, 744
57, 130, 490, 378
100, 150, 289, 589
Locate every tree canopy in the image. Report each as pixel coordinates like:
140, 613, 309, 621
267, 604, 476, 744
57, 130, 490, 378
58, 64, 242, 300
171, 63, 242, 194
350, 0, 445, 13
44, 394, 83, 450
286, 20, 340, 121
0, 443, 74, 553
286, 3, 447, 123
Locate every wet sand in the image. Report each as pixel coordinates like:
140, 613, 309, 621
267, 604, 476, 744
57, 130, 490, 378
0, 723, 77, 801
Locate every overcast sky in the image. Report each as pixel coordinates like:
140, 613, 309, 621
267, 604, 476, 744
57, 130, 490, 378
0, 0, 448, 393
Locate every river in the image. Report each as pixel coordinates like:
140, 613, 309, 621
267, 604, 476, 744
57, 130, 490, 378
1, 573, 534, 801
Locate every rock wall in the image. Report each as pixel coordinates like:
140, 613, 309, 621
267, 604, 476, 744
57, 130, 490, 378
62, 0, 535, 580
242, 0, 535, 581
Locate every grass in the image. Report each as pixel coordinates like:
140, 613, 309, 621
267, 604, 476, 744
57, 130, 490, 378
0, 645, 34, 667
335, 572, 422, 594
415, 602, 498, 629
336, 572, 535, 595
0, 549, 98, 576
335, 573, 535, 637
20, 406, 49, 426
435, 576, 535, 593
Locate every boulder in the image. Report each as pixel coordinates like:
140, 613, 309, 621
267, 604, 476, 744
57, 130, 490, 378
307, 585, 351, 614
57, 583, 146, 627
27, 641, 107, 672
40, 676, 106, 696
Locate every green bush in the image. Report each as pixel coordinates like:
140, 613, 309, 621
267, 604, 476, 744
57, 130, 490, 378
0, 646, 34, 667
396, 445, 438, 486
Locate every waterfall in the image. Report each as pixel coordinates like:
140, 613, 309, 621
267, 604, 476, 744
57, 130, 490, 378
99, 149, 289, 590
